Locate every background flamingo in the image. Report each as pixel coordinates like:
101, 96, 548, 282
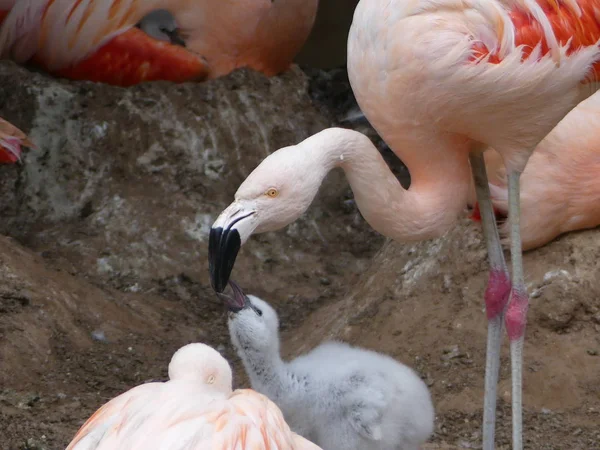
0, 116, 35, 163
0, 0, 318, 86
65, 342, 322, 450
208, 1, 600, 449
468, 91, 600, 250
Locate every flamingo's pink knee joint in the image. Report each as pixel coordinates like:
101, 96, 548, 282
485, 270, 511, 320
505, 289, 529, 340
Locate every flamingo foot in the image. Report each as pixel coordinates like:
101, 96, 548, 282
37, 27, 210, 87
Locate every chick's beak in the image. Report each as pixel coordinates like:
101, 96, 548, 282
209, 201, 257, 293
216, 280, 249, 312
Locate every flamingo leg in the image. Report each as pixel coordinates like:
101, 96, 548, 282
505, 171, 528, 450
469, 152, 511, 450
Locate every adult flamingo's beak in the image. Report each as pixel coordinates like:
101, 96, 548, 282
209, 201, 258, 293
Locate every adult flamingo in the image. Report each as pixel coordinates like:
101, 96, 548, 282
468, 91, 600, 250
65, 343, 322, 450
208, 1, 600, 448
0, 117, 36, 163
0, 0, 318, 86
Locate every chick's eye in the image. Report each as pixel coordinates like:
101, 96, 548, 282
265, 188, 279, 198
255, 308, 263, 317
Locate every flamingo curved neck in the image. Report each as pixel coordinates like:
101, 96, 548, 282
306, 128, 471, 241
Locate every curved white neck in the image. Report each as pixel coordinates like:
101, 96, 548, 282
234, 341, 300, 400
302, 128, 472, 241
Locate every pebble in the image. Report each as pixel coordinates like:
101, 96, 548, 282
441, 344, 462, 360
91, 330, 107, 342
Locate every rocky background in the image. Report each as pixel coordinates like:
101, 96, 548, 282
0, 3, 599, 448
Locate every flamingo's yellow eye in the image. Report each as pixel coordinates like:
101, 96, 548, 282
265, 188, 279, 198
207, 375, 215, 384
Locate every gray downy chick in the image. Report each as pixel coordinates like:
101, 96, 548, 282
220, 281, 435, 450
136, 9, 186, 47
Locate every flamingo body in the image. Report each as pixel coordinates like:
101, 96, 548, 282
0, 0, 318, 86
0, 117, 36, 163
469, 91, 600, 250
66, 343, 322, 450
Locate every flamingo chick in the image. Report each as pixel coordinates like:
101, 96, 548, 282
0, 0, 318, 86
468, 91, 600, 251
209, 0, 600, 448
66, 342, 322, 450
0, 117, 36, 163
219, 281, 435, 450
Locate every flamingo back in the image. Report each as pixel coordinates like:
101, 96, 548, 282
65, 343, 323, 450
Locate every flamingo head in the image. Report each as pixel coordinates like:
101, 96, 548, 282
209, 142, 329, 292
168, 343, 233, 394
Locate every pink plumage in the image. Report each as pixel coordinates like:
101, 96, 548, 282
468, 92, 600, 251
65, 343, 322, 450
0, 0, 318, 86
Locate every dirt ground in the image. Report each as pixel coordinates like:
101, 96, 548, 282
0, 58, 598, 450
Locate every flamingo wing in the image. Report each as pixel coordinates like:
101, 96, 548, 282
212, 389, 323, 450
350, 0, 600, 172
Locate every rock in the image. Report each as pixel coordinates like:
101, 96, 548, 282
0, 61, 366, 287
0, 61, 383, 448
441, 344, 462, 360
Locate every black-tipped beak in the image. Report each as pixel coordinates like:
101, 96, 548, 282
209, 226, 241, 293
209, 203, 258, 293
216, 280, 249, 312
